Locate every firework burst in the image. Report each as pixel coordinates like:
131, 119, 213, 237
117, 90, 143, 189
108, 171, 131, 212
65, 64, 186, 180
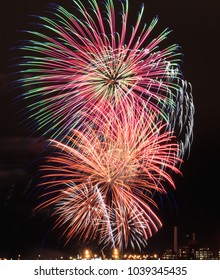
37, 105, 182, 249
15, 0, 194, 251
17, 0, 193, 156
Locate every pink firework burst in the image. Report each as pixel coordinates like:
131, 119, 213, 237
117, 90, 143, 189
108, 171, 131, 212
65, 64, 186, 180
18, 0, 193, 156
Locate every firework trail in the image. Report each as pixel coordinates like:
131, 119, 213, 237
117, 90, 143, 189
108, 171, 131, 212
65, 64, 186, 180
17, 0, 194, 157
16, 0, 194, 250
37, 104, 182, 249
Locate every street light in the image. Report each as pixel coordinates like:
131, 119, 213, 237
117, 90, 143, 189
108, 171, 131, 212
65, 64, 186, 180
112, 248, 119, 260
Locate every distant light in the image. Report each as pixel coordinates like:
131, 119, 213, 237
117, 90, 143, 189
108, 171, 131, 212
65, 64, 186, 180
112, 248, 119, 259
84, 249, 92, 260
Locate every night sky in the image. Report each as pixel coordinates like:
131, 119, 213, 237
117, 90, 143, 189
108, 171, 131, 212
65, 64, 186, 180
0, 0, 219, 258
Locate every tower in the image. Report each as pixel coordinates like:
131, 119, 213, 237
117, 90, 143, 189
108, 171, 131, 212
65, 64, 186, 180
174, 226, 178, 254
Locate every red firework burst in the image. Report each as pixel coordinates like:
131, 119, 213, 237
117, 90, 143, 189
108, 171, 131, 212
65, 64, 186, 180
37, 104, 182, 250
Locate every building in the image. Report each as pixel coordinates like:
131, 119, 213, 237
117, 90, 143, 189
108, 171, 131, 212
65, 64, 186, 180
161, 249, 177, 260
178, 246, 190, 259
195, 248, 214, 260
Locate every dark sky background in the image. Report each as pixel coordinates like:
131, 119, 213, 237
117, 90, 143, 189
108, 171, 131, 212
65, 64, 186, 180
0, 0, 219, 259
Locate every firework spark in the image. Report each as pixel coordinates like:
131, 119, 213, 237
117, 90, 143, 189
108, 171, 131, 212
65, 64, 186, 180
17, 0, 193, 156
37, 105, 181, 250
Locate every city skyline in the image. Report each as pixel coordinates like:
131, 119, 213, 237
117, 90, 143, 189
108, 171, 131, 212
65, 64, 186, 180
1, 227, 220, 260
